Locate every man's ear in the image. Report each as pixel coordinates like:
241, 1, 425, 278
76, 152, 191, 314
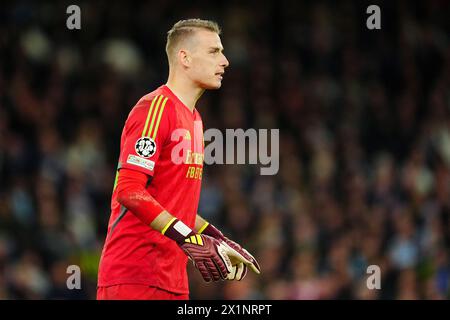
178, 49, 190, 67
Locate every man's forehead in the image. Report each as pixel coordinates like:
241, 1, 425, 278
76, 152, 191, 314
191, 29, 223, 47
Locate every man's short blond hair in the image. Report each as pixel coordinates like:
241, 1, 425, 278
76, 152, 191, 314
166, 19, 221, 64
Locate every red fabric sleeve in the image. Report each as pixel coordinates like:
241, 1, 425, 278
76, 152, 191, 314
119, 96, 171, 176
115, 168, 165, 226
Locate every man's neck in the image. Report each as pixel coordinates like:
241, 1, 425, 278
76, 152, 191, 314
166, 75, 204, 113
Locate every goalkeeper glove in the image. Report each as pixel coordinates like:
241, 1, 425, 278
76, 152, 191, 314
198, 222, 261, 280
162, 218, 233, 282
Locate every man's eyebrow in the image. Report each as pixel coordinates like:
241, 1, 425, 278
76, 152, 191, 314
209, 46, 224, 52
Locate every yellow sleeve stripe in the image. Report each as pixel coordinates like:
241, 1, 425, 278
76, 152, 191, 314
151, 96, 168, 140
161, 217, 177, 235
112, 170, 120, 192
197, 222, 209, 235
146, 95, 164, 138
142, 95, 160, 137
141, 95, 168, 140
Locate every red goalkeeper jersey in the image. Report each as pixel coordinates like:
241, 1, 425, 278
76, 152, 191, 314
98, 85, 204, 294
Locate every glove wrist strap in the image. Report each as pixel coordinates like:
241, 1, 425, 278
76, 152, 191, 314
199, 222, 225, 240
161, 218, 194, 245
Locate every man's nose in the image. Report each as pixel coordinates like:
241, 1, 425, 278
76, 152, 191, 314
221, 54, 229, 68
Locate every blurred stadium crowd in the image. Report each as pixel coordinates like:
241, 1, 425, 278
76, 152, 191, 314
0, 1, 449, 299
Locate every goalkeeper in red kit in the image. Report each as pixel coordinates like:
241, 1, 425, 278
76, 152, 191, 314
97, 19, 260, 300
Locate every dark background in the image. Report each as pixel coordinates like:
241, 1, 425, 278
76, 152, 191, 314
0, 0, 449, 299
